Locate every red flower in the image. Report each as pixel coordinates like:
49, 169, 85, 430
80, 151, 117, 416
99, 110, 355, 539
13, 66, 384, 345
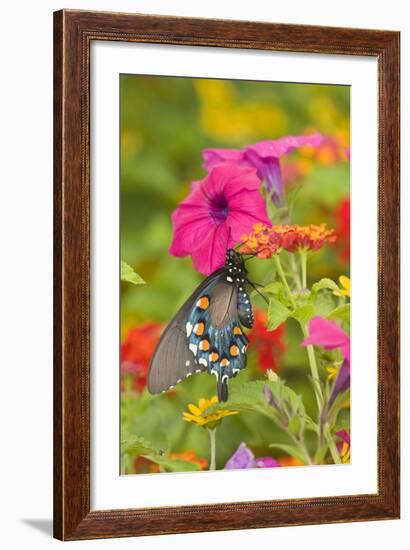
121, 322, 163, 392
248, 309, 286, 371
335, 197, 350, 264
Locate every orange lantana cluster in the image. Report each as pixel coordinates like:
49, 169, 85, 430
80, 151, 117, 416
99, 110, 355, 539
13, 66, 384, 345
240, 223, 336, 258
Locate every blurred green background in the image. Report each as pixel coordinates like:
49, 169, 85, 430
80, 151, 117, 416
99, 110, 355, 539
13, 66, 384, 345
120, 75, 350, 473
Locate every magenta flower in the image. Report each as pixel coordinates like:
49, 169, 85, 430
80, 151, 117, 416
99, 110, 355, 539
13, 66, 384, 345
203, 133, 324, 207
302, 316, 350, 363
169, 164, 270, 275
302, 316, 350, 405
225, 442, 279, 470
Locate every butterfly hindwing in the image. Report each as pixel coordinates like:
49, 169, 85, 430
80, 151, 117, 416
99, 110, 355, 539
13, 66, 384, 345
186, 279, 249, 401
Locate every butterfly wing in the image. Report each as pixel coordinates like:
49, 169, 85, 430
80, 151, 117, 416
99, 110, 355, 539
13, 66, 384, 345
147, 269, 225, 394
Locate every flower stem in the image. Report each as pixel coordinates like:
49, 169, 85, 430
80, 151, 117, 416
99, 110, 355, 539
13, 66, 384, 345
301, 323, 323, 411
290, 433, 313, 465
207, 428, 217, 470
274, 255, 296, 308
300, 250, 307, 288
324, 424, 342, 464
290, 254, 302, 290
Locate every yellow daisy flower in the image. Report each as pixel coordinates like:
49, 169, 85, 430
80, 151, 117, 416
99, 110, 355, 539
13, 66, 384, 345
333, 275, 350, 298
182, 396, 239, 428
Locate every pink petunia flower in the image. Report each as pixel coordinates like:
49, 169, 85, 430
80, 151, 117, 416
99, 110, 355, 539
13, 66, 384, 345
203, 134, 324, 207
169, 164, 270, 275
302, 316, 351, 405
302, 316, 350, 363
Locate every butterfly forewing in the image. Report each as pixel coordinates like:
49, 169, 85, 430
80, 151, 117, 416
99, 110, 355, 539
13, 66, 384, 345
147, 270, 224, 394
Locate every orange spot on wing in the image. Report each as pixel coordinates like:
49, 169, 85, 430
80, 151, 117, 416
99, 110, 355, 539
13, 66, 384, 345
196, 296, 210, 310
233, 326, 242, 336
220, 358, 230, 367
209, 352, 219, 362
230, 345, 239, 357
194, 322, 205, 336
199, 339, 210, 351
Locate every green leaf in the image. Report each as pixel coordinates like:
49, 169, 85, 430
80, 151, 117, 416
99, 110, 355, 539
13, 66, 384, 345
291, 304, 315, 324
288, 416, 302, 436
312, 278, 339, 293
313, 291, 337, 317
206, 379, 307, 437
121, 260, 146, 285
267, 297, 291, 331
269, 443, 308, 465
263, 281, 284, 296
144, 454, 200, 472
327, 303, 350, 321
121, 435, 155, 457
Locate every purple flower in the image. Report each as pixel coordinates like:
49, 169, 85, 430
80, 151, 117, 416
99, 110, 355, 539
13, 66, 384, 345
169, 164, 270, 275
328, 358, 350, 407
203, 134, 324, 207
225, 442, 279, 470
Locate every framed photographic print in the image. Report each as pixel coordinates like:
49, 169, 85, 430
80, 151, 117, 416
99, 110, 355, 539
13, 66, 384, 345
54, 9, 400, 541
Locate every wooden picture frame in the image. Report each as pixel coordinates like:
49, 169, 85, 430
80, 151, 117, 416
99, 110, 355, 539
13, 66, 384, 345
54, 9, 400, 541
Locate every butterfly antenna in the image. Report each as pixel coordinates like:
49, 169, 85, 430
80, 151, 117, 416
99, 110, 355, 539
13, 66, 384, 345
226, 224, 232, 251
248, 281, 269, 304
243, 245, 272, 263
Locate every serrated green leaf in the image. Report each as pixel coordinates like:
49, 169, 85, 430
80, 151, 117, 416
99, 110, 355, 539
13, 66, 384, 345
312, 278, 339, 293
263, 281, 283, 295
327, 303, 350, 321
267, 297, 291, 331
312, 290, 337, 317
121, 260, 146, 285
291, 304, 315, 323
268, 443, 308, 465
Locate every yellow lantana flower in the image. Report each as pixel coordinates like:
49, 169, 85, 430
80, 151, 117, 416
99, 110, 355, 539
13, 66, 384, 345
333, 275, 350, 298
182, 396, 239, 428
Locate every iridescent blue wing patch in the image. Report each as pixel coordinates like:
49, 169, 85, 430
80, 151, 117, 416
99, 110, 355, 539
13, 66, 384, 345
185, 279, 250, 401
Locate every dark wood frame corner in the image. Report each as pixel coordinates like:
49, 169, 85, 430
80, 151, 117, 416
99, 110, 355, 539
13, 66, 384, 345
53, 9, 400, 541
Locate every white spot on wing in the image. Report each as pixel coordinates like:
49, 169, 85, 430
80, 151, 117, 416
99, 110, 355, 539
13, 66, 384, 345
199, 358, 207, 367
226, 276, 233, 283
189, 343, 198, 356
185, 360, 190, 367
186, 322, 193, 336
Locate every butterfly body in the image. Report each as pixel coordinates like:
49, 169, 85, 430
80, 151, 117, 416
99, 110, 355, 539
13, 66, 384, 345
148, 249, 253, 402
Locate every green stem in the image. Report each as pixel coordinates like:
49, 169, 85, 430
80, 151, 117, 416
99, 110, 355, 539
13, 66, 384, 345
324, 424, 342, 464
290, 254, 302, 290
289, 433, 313, 465
301, 323, 323, 412
274, 255, 296, 308
300, 250, 307, 288
207, 428, 217, 470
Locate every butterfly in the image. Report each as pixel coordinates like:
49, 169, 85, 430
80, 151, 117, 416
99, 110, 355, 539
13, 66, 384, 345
147, 249, 254, 402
